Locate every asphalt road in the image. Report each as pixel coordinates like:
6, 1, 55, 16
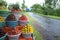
31, 20, 56, 40
27, 12, 60, 40
27, 12, 60, 36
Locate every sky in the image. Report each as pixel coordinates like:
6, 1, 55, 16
5, 0, 45, 8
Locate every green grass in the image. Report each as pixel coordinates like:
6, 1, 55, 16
33, 30, 43, 40
24, 12, 44, 40
37, 13, 60, 20
47, 15, 60, 20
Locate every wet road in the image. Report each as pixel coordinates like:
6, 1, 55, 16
32, 20, 56, 40
27, 12, 60, 36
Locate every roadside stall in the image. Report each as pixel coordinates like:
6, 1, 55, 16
0, 0, 34, 40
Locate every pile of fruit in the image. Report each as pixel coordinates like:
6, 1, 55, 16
5, 14, 17, 21
0, 16, 4, 22
21, 24, 33, 34
15, 25, 23, 30
0, 0, 34, 40
19, 15, 28, 21
2, 27, 21, 35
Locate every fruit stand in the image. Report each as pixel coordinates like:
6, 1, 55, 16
0, 0, 34, 40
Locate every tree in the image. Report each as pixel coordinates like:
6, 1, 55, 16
8, 4, 14, 10
8, 3, 20, 10
31, 0, 60, 17
31, 4, 43, 13
21, 0, 26, 11
0, 0, 7, 7
45, 0, 59, 9
44, 0, 58, 15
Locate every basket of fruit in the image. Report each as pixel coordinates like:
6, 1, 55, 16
18, 15, 28, 26
21, 24, 33, 38
5, 14, 18, 28
2, 27, 21, 40
6, 30, 21, 40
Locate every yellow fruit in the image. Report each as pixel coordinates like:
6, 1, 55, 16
22, 29, 24, 31
0, 16, 4, 22
21, 24, 34, 34
22, 31, 25, 33
25, 26, 27, 27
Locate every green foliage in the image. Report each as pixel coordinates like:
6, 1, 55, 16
13, 4, 20, 10
54, 8, 60, 16
0, 0, 7, 7
31, 4, 43, 14
21, 0, 26, 11
8, 3, 20, 10
45, 0, 58, 8
30, 0, 60, 17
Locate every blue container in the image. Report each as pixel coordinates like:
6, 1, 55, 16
0, 11, 10, 17
0, 35, 6, 40
0, 22, 5, 28
5, 21, 18, 28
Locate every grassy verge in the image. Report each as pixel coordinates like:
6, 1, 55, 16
47, 15, 60, 20
24, 12, 43, 40
36, 13, 60, 20
33, 30, 43, 40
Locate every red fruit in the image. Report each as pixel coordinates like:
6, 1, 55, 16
19, 15, 28, 21
2, 26, 21, 35
26, 37, 32, 40
19, 36, 26, 40
2, 27, 12, 33
15, 25, 23, 30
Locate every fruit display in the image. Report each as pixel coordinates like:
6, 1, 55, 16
18, 15, 28, 26
21, 24, 33, 34
7, 30, 20, 35
0, 16, 4, 22
2, 27, 21, 35
19, 15, 28, 21
5, 14, 17, 21
5, 14, 18, 28
0, 0, 33, 40
2, 27, 13, 33
15, 25, 23, 30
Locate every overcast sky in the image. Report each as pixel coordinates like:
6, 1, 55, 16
5, 0, 45, 8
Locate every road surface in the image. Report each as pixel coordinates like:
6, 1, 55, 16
27, 12, 60, 40
28, 12, 60, 36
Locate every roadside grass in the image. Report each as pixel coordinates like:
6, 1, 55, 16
24, 12, 43, 40
37, 13, 60, 20
33, 30, 43, 40
47, 15, 60, 20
